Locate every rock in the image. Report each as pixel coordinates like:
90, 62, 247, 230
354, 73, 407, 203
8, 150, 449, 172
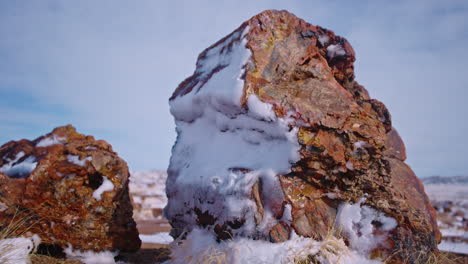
165, 10, 439, 263
0, 125, 140, 253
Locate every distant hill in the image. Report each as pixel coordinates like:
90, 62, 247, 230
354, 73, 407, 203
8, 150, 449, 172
421, 175, 468, 185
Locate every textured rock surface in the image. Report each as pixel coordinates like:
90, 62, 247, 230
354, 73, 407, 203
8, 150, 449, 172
0, 125, 140, 252
166, 10, 440, 263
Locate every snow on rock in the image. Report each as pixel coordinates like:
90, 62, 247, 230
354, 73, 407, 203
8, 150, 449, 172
0, 125, 140, 253
0, 235, 40, 264
353, 140, 370, 149
247, 94, 276, 121
67, 155, 92, 166
36, 135, 65, 147
166, 21, 300, 240
327, 44, 346, 58
0, 152, 37, 179
336, 198, 397, 256
64, 245, 118, 264
318, 34, 329, 46
169, 26, 251, 123
93, 176, 115, 201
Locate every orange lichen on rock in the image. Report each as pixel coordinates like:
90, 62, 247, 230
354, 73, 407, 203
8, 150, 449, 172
0, 125, 140, 253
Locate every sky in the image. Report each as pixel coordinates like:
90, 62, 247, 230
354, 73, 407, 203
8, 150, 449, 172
0, 0, 467, 177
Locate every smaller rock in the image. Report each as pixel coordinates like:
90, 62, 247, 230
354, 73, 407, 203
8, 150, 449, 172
0, 125, 140, 253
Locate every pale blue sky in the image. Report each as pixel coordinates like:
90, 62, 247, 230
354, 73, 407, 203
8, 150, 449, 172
1, 0, 467, 177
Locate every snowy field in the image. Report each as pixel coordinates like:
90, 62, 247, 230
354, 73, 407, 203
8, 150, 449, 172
129, 172, 468, 255
423, 176, 468, 254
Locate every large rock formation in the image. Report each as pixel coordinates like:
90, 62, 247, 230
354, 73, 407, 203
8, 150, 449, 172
0, 125, 140, 253
165, 10, 439, 263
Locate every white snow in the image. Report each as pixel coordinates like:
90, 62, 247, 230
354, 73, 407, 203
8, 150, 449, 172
0, 202, 7, 212
353, 141, 369, 149
166, 24, 301, 238
168, 228, 380, 264
166, 103, 300, 236
129, 171, 168, 221
0, 235, 40, 264
440, 228, 468, 238
345, 160, 354, 171
324, 192, 338, 199
0, 152, 37, 178
170, 26, 252, 123
247, 94, 276, 121
130, 171, 167, 196
327, 44, 346, 58
64, 245, 118, 264
318, 35, 329, 46
36, 135, 65, 147
336, 198, 397, 256
439, 241, 468, 254
92, 176, 114, 201
139, 232, 173, 244
67, 155, 92, 166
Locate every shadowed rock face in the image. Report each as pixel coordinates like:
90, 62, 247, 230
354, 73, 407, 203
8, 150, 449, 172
167, 10, 439, 263
0, 125, 140, 252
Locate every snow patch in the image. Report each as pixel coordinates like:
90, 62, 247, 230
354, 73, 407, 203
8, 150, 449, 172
170, 26, 252, 122
67, 155, 92, 166
64, 245, 118, 264
336, 198, 397, 256
139, 232, 173, 244
0, 235, 41, 264
168, 228, 380, 264
324, 192, 338, 199
92, 176, 114, 201
0, 202, 7, 212
354, 141, 369, 149
0, 152, 37, 178
247, 94, 276, 121
166, 24, 301, 237
327, 44, 346, 58
439, 241, 468, 254
318, 34, 329, 46
36, 135, 65, 147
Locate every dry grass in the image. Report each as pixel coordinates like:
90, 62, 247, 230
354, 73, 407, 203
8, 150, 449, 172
0, 207, 42, 264
291, 226, 349, 264
0, 208, 37, 240
386, 250, 462, 264
30, 254, 82, 264
290, 220, 349, 264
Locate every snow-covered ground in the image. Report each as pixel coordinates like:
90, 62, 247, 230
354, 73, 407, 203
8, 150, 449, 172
129, 171, 167, 222
129, 171, 468, 256
423, 176, 468, 254
139, 232, 173, 245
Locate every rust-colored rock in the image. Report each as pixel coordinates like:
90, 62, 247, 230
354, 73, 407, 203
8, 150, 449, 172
0, 125, 140, 252
166, 10, 439, 263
